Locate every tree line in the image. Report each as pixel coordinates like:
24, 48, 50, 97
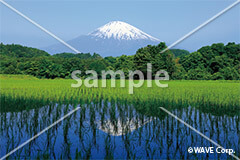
0, 42, 239, 80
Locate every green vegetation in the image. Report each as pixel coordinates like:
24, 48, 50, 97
0, 43, 50, 58
53, 52, 101, 59
170, 49, 190, 57
1, 75, 239, 116
1, 42, 239, 115
0, 74, 38, 80
1, 42, 239, 80
1, 42, 239, 159
179, 43, 240, 80
133, 43, 176, 78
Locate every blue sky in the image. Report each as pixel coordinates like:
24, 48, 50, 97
0, 0, 239, 52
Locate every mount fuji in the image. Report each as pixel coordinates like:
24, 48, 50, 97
43, 21, 161, 57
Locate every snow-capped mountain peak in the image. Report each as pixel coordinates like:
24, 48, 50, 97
88, 21, 160, 41
44, 21, 162, 56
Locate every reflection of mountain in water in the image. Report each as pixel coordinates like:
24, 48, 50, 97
97, 117, 153, 136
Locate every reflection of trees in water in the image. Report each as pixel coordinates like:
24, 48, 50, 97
0, 102, 239, 159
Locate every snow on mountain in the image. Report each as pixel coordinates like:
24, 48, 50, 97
43, 21, 161, 57
88, 21, 160, 41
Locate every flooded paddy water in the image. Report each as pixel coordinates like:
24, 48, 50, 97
0, 101, 239, 159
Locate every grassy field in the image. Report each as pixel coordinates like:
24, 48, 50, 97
0, 74, 239, 115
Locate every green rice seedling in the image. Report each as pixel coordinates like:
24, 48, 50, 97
0, 75, 239, 116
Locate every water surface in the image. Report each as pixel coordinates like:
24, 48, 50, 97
0, 102, 239, 159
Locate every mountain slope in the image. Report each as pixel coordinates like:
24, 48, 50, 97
89, 21, 159, 41
43, 21, 161, 57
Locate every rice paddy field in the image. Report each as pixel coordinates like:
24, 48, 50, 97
0, 74, 240, 159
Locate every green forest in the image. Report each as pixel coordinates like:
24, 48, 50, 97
0, 42, 239, 80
